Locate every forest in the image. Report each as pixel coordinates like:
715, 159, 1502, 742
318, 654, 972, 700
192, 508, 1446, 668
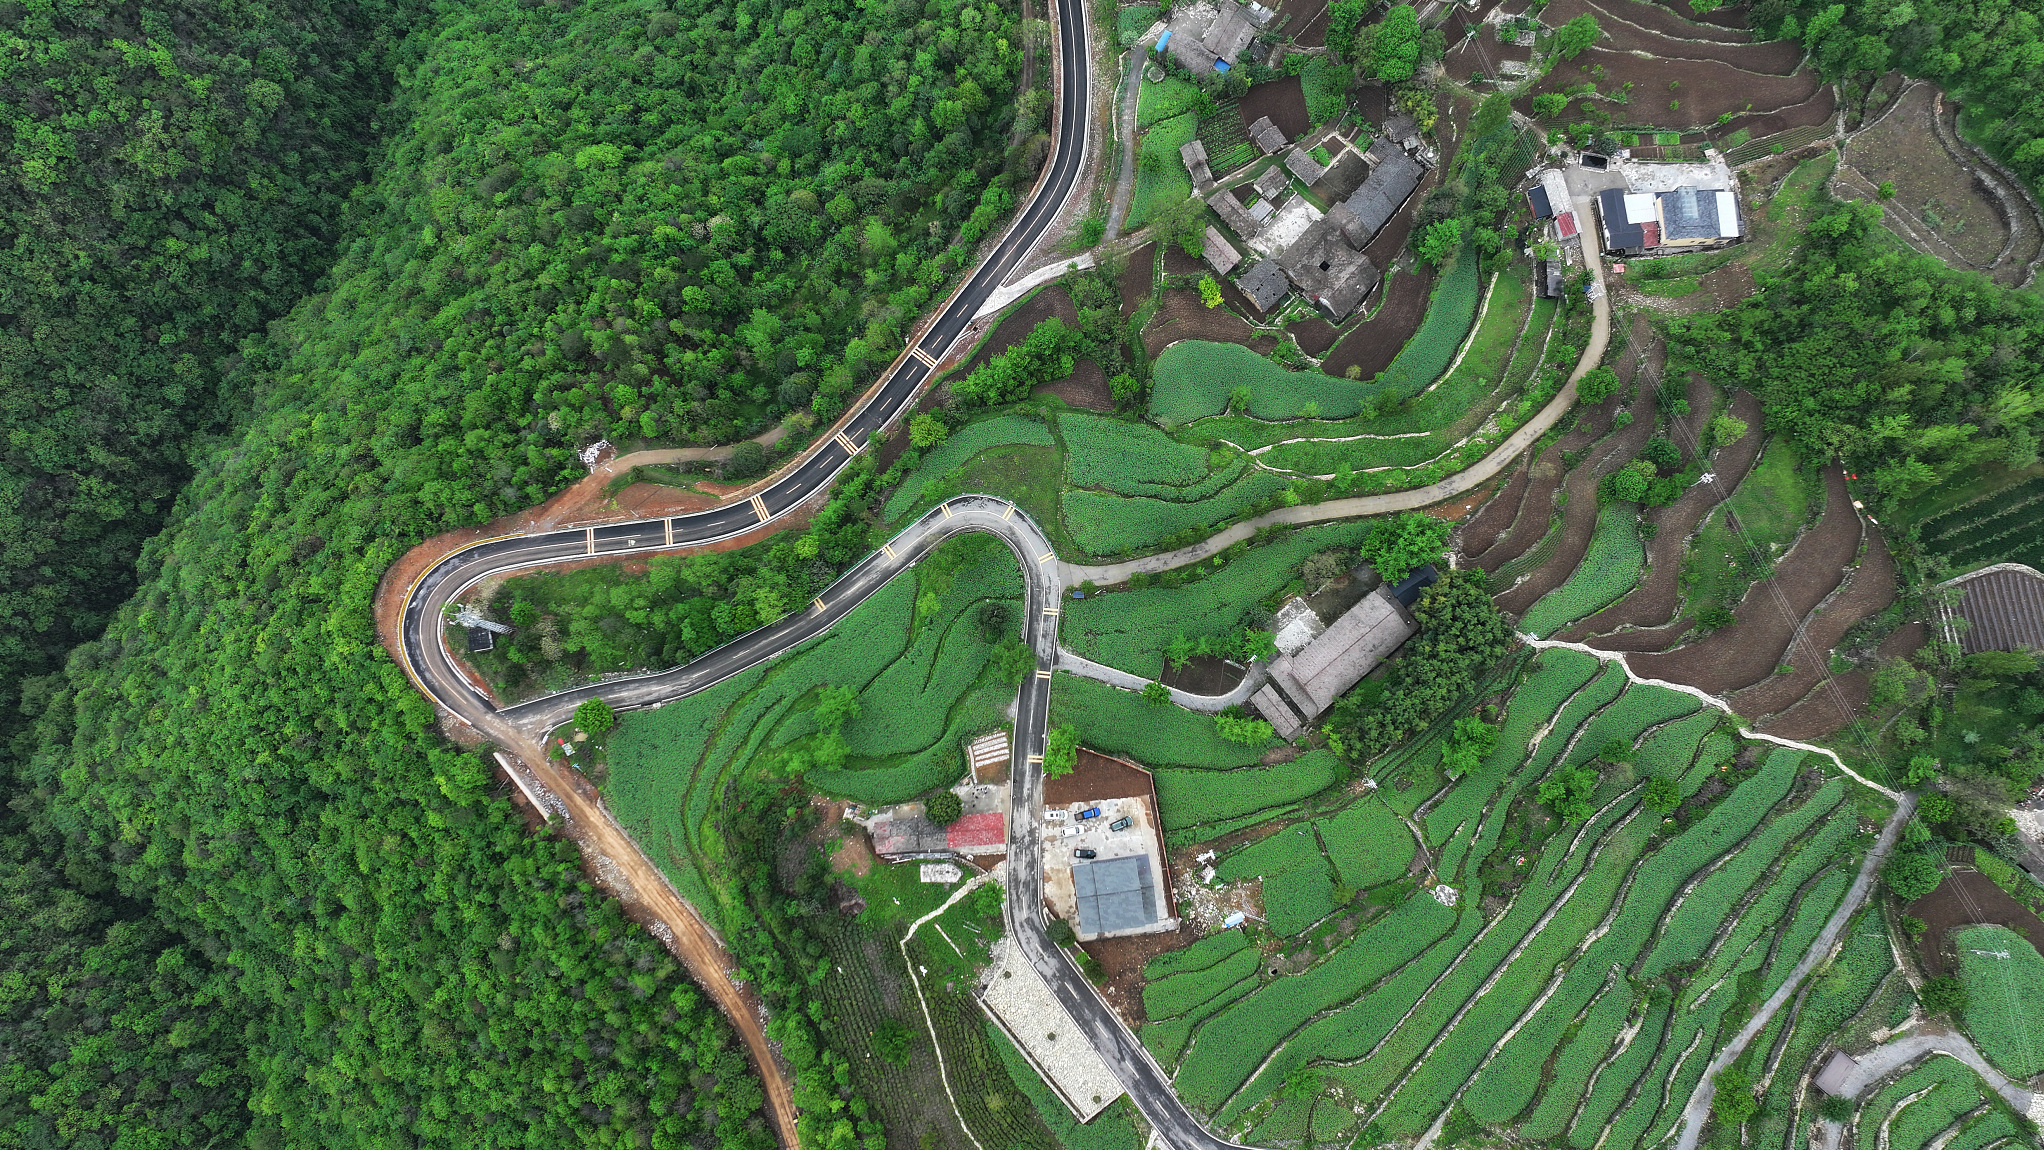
1667, 200, 2044, 507
3, 0, 1033, 1143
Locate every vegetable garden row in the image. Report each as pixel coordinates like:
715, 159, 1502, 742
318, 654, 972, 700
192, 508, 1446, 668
1134, 645, 1878, 1148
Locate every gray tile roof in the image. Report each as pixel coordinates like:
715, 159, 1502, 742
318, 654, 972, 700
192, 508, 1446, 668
1342, 147, 1424, 238
1658, 186, 1721, 242
1236, 257, 1289, 312
1249, 115, 1288, 154
1073, 856, 1158, 935
1274, 211, 1381, 322
1283, 146, 1327, 184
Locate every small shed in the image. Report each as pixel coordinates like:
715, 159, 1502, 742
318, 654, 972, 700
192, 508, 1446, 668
1249, 115, 1288, 154
1813, 1051, 1858, 1097
1282, 146, 1327, 184
1252, 164, 1291, 203
1236, 257, 1289, 313
1180, 138, 1214, 187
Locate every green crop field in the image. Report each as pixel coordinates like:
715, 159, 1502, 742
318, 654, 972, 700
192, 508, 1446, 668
1138, 75, 1205, 128
1130, 112, 1197, 229
1147, 929, 1251, 979
1061, 521, 1372, 672
1301, 57, 1347, 124
1149, 254, 1483, 425
1854, 1056, 1994, 1150
1317, 800, 1417, 890
1117, 3, 1161, 46
1682, 434, 1821, 618
1049, 673, 1271, 767
1060, 412, 1228, 495
1957, 925, 2044, 1077
1157, 751, 1341, 834
1158, 642, 1862, 1146
1061, 470, 1291, 555
883, 414, 1057, 520
1918, 472, 2044, 570
1516, 505, 1646, 636
1145, 945, 1261, 1018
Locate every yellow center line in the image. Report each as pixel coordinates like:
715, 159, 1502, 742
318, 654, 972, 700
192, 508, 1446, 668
1036, 552, 1053, 564
585, 527, 595, 555
750, 495, 769, 521
882, 543, 897, 559
813, 598, 828, 613
940, 503, 954, 518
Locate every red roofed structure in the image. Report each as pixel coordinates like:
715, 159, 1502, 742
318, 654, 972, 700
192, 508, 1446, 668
1554, 210, 1578, 239
946, 811, 1006, 853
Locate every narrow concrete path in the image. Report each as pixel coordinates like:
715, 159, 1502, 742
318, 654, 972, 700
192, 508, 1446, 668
1673, 791, 1919, 1150
1103, 48, 1143, 240
1813, 1030, 2041, 1148
1055, 646, 1268, 711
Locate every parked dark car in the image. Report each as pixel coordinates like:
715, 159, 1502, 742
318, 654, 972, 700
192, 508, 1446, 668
1108, 816, 1133, 832
1074, 848, 1097, 859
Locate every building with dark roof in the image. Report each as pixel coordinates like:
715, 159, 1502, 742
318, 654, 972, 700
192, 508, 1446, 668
1945, 565, 2044, 654
1282, 145, 1326, 184
1251, 164, 1290, 203
1251, 584, 1419, 738
1596, 188, 1653, 254
1344, 144, 1425, 237
1203, 225, 1242, 275
1274, 207, 1381, 321
1249, 115, 1288, 154
1161, 0, 1259, 72
1236, 257, 1289, 313
1527, 183, 1553, 219
1180, 138, 1213, 187
1072, 856, 1160, 936
1657, 186, 1741, 246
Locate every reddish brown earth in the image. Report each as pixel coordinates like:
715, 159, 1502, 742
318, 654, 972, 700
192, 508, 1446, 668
1472, 387, 1625, 574
1240, 76, 1311, 144
1037, 357, 1115, 411
1516, 47, 1822, 132
1564, 389, 1767, 645
1084, 922, 1196, 1026
959, 286, 1078, 375
1732, 524, 1895, 719
1271, 0, 1331, 48
1908, 871, 2044, 976
1353, 82, 1392, 126
1444, 18, 1532, 84
1162, 652, 1246, 695
1321, 266, 1432, 380
1144, 289, 1278, 357
1628, 465, 1861, 695
1713, 84, 1837, 143
1289, 317, 1341, 356
1460, 451, 1534, 559
1164, 241, 1205, 276
1561, 0, 1753, 44
1495, 385, 1658, 616
1120, 241, 1157, 317
1543, 0, 1799, 67
1758, 616, 1928, 739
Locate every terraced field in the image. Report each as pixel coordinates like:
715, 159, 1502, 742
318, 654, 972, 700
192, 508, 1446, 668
1143, 644, 1869, 1146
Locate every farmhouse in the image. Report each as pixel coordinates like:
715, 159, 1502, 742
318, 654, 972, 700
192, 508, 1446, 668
1041, 750, 1178, 941
1181, 138, 1214, 187
1158, 0, 1272, 73
1282, 145, 1327, 185
1594, 184, 1741, 256
1203, 225, 1242, 275
1273, 204, 1381, 321
1249, 114, 1289, 154
1343, 138, 1426, 238
1236, 257, 1290, 313
1252, 566, 1436, 738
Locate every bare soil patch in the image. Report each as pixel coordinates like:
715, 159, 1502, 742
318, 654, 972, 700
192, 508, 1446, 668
1517, 47, 1821, 132
1143, 288, 1278, 357
1732, 523, 1895, 720
1289, 317, 1341, 356
1163, 652, 1248, 695
1754, 669, 1870, 740
1165, 240, 1206, 277
1320, 265, 1432, 380
1571, 0, 1753, 43
1084, 921, 1197, 1026
1460, 450, 1534, 560
1839, 83, 2019, 277
1445, 12, 1533, 84
959, 286, 1079, 376
1239, 76, 1312, 144
1121, 241, 1158, 317
1568, 388, 1766, 645
1908, 871, 2044, 977
1544, 0, 1799, 70
1270, 0, 1331, 47
1495, 384, 1658, 617
1352, 82, 1391, 127
1627, 464, 1860, 695
1036, 357, 1116, 411
1713, 84, 1836, 142
1880, 621, 1929, 660
1474, 396, 1622, 575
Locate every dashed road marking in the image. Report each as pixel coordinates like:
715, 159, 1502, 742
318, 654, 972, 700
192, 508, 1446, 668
1042, 607, 1060, 616
1036, 670, 1052, 680
1026, 754, 1043, 764
941, 503, 954, 518
1002, 505, 1014, 521
813, 598, 828, 613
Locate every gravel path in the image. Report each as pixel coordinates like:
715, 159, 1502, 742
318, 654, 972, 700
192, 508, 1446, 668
1054, 647, 1268, 711
1103, 49, 1143, 241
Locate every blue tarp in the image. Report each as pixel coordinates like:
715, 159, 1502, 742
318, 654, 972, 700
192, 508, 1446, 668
1156, 29, 1171, 50
1213, 59, 1230, 71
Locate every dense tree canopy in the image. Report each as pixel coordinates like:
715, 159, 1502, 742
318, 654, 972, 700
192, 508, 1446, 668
0, 0, 426, 766
7, 0, 1038, 1141
1669, 201, 2044, 506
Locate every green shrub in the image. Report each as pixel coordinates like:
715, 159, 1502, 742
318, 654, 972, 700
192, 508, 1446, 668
926, 791, 963, 824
